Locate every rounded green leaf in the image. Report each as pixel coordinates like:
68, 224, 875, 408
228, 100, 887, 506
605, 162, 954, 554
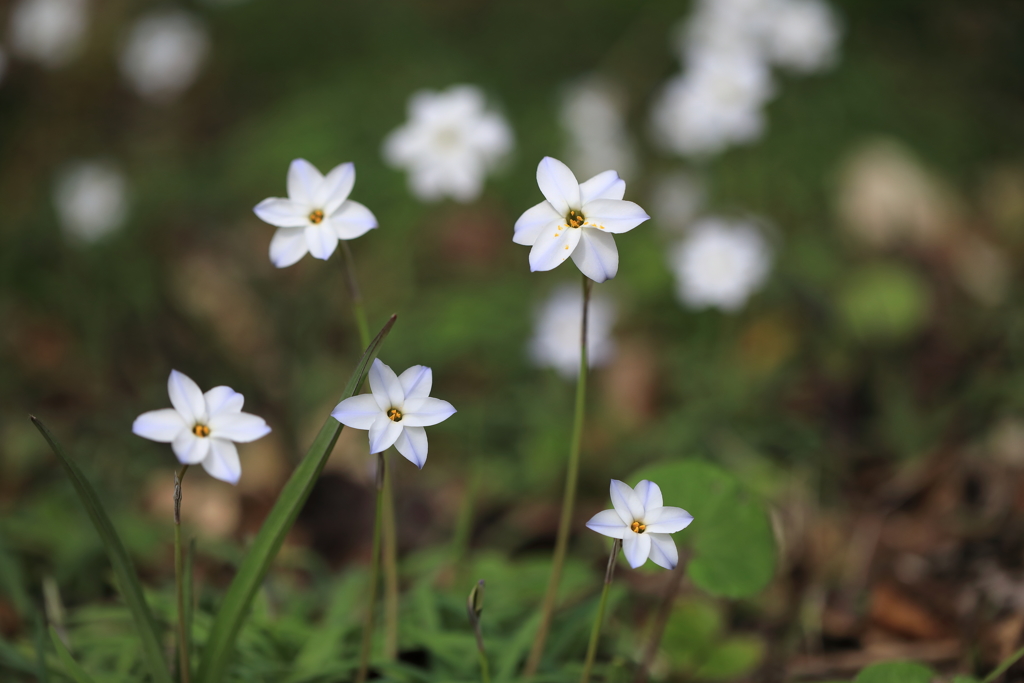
855, 661, 934, 683
695, 636, 765, 681
632, 460, 776, 598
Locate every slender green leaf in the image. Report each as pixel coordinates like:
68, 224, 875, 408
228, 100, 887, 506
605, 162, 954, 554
49, 627, 97, 683
197, 315, 397, 683
184, 536, 196, 670
30, 417, 172, 683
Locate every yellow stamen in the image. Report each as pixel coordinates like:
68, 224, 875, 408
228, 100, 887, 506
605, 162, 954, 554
566, 209, 586, 229
308, 209, 325, 224
630, 521, 646, 534
387, 408, 402, 422
192, 424, 210, 437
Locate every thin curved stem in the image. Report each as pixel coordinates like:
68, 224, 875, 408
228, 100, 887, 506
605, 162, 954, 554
524, 274, 593, 676
340, 241, 371, 349
581, 540, 621, 683
174, 465, 191, 683
356, 453, 386, 683
983, 644, 1024, 683
341, 241, 399, 660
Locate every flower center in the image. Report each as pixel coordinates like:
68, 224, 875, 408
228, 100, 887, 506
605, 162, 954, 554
566, 209, 585, 229
308, 209, 325, 224
192, 424, 211, 438
387, 408, 403, 422
630, 521, 646, 534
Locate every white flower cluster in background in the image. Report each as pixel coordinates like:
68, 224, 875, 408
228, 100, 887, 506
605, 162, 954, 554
383, 85, 514, 203
530, 283, 617, 378
559, 78, 636, 181
8, 0, 87, 68
652, 0, 840, 157
53, 161, 129, 243
119, 10, 210, 104
669, 217, 772, 311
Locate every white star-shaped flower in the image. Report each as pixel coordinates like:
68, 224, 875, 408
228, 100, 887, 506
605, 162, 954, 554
254, 159, 378, 268
331, 359, 456, 469
132, 370, 272, 484
383, 84, 514, 203
513, 157, 649, 283
586, 479, 694, 569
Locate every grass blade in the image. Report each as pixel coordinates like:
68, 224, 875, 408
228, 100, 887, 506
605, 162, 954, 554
30, 417, 172, 683
49, 626, 97, 683
197, 315, 397, 683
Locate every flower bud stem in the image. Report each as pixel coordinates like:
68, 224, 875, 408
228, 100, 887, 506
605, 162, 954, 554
356, 452, 387, 683
173, 465, 191, 683
525, 273, 593, 676
581, 539, 620, 683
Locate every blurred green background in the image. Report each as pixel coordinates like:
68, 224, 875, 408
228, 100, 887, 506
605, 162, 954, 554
3, 0, 1024, 681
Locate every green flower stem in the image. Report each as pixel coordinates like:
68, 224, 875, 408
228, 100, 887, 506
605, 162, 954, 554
381, 460, 400, 660
174, 465, 191, 683
340, 241, 371, 350
341, 240, 400, 660
356, 452, 387, 683
581, 539, 620, 683
524, 273, 593, 676
984, 644, 1024, 683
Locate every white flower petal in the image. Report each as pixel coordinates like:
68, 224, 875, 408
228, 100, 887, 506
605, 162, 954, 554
643, 506, 694, 534
581, 199, 649, 234
622, 531, 652, 568
394, 425, 428, 468
528, 223, 582, 273
204, 386, 244, 419
172, 430, 210, 464
329, 200, 378, 241
368, 414, 403, 454
168, 370, 207, 424
132, 409, 186, 443
513, 201, 562, 246
586, 509, 627, 539
610, 479, 645, 525
317, 162, 355, 214
202, 438, 241, 485
208, 412, 271, 443
570, 229, 619, 283
269, 227, 309, 268
579, 170, 625, 204
633, 480, 663, 512
397, 365, 432, 403
287, 158, 323, 205
401, 397, 456, 427
304, 224, 339, 260
369, 359, 405, 410
536, 156, 580, 215
331, 394, 383, 430
648, 533, 678, 570
253, 197, 310, 228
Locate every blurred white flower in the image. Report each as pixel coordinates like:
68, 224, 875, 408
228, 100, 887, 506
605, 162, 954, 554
760, 0, 840, 73
513, 157, 649, 282
586, 479, 693, 569
669, 217, 772, 311
54, 161, 128, 242
649, 171, 705, 233
8, 0, 87, 68
332, 359, 456, 469
651, 52, 773, 157
133, 370, 272, 485
119, 10, 209, 103
383, 85, 513, 203
254, 159, 378, 267
560, 78, 636, 180
530, 284, 616, 379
